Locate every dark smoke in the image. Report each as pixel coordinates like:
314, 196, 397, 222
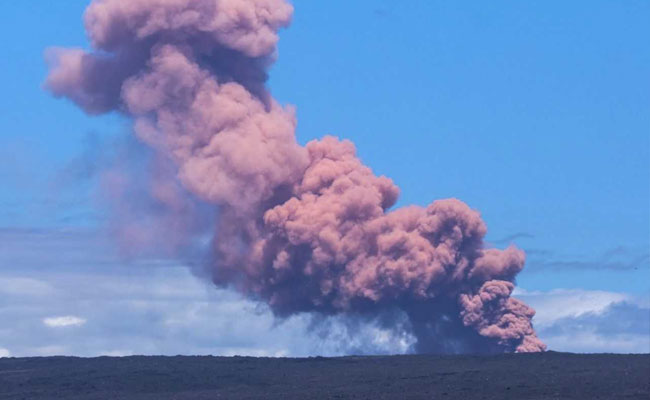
46, 0, 545, 353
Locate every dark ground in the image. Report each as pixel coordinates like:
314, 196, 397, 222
0, 352, 648, 399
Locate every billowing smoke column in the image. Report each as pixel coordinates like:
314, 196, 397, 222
47, 0, 546, 353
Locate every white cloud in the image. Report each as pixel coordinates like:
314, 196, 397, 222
513, 288, 631, 328
43, 316, 87, 328
0, 348, 10, 358
2, 261, 411, 357
515, 288, 650, 353
543, 332, 650, 354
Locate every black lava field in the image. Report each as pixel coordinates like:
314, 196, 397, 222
1, 352, 648, 399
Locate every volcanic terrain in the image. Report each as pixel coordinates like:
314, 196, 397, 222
1, 352, 648, 399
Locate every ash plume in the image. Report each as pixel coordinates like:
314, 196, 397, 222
46, 0, 546, 353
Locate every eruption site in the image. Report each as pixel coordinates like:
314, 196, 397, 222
47, 0, 546, 354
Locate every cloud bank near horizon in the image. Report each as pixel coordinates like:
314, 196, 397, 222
0, 228, 647, 357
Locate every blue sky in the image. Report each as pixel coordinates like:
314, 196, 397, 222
0, 1, 648, 356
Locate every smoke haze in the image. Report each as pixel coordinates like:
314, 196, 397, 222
46, 0, 545, 353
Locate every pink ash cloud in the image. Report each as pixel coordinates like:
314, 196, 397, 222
46, 0, 545, 354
